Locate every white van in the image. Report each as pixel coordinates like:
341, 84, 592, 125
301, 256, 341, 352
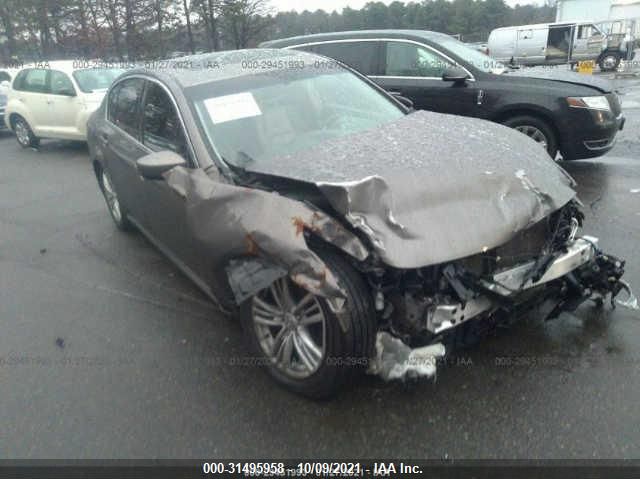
488, 21, 628, 71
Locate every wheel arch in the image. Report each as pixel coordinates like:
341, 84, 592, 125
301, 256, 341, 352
492, 106, 561, 147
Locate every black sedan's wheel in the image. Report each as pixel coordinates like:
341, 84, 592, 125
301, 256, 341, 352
503, 115, 558, 160
599, 52, 621, 72
240, 250, 376, 398
13, 116, 40, 148
99, 168, 133, 231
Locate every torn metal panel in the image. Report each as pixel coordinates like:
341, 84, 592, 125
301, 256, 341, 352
163, 166, 363, 306
240, 110, 577, 269
617, 281, 639, 311
226, 257, 287, 304
368, 332, 446, 381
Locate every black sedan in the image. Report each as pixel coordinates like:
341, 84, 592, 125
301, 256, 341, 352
88, 49, 626, 397
262, 30, 626, 161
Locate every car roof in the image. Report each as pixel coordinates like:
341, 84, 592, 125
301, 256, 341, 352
491, 21, 596, 32
124, 48, 328, 88
260, 29, 453, 48
13, 60, 120, 75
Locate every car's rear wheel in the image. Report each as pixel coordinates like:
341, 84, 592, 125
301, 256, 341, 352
599, 52, 621, 72
13, 116, 40, 148
98, 168, 133, 231
503, 115, 558, 160
239, 249, 376, 398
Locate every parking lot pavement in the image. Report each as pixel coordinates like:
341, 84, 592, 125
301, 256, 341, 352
1, 91, 639, 459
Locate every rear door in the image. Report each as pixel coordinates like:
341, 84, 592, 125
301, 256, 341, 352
373, 40, 479, 116
99, 77, 147, 220
515, 27, 547, 65
295, 40, 382, 76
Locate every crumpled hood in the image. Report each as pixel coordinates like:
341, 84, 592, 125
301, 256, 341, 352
245, 110, 577, 268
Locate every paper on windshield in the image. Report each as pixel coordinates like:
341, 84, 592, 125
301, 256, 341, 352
204, 92, 262, 124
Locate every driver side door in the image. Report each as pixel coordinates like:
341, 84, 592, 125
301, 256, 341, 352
136, 80, 203, 277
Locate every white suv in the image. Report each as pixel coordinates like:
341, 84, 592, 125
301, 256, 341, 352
4, 61, 124, 147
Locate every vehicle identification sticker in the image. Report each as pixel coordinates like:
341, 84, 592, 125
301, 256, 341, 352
204, 92, 262, 124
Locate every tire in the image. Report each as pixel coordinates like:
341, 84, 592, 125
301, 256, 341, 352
598, 52, 621, 72
239, 249, 376, 398
98, 167, 133, 231
12, 116, 40, 148
502, 115, 558, 160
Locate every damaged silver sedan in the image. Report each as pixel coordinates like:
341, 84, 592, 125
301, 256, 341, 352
88, 49, 628, 397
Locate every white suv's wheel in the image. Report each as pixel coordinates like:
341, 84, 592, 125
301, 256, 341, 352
13, 116, 40, 148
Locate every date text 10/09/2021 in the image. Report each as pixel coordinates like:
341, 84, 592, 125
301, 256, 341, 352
201, 462, 424, 476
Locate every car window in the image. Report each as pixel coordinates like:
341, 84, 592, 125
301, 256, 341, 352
73, 68, 125, 93
384, 42, 455, 77
0, 71, 10, 83
142, 82, 187, 157
20, 69, 49, 93
49, 70, 75, 96
107, 78, 144, 139
518, 30, 534, 40
303, 41, 380, 75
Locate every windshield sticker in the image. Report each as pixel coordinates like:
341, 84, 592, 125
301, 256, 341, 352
204, 92, 262, 124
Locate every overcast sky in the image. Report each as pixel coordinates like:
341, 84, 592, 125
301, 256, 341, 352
270, 0, 544, 13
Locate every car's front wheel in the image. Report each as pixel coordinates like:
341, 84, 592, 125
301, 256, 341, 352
240, 249, 376, 398
12, 116, 40, 148
98, 168, 133, 231
503, 115, 558, 160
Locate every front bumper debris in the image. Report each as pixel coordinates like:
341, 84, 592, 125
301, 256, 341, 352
368, 332, 445, 381
372, 236, 630, 382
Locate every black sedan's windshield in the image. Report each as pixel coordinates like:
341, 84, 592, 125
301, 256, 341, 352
188, 65, 405, 167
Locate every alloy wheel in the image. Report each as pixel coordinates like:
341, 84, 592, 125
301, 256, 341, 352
602, 55, 618, 70
515, 125, 548, 150
251, 277, 327, 379
101, 171, 122, 223
15, 120, 31, 146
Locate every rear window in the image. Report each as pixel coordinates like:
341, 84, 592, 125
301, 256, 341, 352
298, 41, 380, 75
73, 68, 125, 93
14, 69, 49, 93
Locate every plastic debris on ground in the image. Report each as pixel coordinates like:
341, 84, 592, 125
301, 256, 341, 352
368, 331, 446, 381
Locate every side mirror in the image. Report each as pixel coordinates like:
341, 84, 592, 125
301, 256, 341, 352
390, 92, 414, 110
137, 151, 186, 180
442, 66, 469, 84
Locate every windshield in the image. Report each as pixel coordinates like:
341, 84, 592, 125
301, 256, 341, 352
72, 68, 125, 93
438, 37, 506, 74
189, 66, 405, 168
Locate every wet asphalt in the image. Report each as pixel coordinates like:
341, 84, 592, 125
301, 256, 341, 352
1, 78, 639, 459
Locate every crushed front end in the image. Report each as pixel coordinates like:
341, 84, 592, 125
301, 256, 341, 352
364, 201, 628, 381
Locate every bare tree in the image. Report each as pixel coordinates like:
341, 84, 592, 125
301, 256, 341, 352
182, 0, 195, 53
222, 0, 272, 49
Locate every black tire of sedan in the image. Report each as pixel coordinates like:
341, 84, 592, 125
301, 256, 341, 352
503, 115, 558, 160
98, 168, 133, 231
13, 116, 40, 148
239, 249, 376, 398
598, 52, 621, 72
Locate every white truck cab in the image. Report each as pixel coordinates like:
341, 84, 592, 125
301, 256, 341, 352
488, 21, 626, 71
